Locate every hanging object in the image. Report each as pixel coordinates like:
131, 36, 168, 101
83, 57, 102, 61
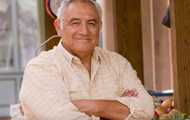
162, 7, 171, 28
45, 0, 63, 19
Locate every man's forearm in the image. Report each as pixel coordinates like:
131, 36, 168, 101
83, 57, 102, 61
94, 100, 130, 120
72, 100, 130, 120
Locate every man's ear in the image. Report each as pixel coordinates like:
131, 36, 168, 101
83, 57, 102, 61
53, 19, 62, 36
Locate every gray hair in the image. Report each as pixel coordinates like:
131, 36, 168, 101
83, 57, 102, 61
56, 0, 102, 28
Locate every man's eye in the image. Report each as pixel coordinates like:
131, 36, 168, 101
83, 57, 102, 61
69, 21, 80, 27
71, 22, 80, 25
88, 22, 96, 26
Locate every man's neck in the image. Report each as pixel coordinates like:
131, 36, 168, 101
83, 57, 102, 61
77, 53, 92, 74
61, 42, 93, 73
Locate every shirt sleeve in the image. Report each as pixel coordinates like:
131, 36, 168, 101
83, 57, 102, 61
19, 61, 92, 120
115, 58, 154, 120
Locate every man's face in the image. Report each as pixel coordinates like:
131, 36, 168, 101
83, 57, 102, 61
60, 1, 101, 56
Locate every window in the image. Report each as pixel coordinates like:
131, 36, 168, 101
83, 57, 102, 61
0, 0, 40, 116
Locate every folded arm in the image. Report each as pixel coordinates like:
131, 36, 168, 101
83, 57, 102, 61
115, 58, 154, 120
72, 56, 155, 120
72, 99, 130, 120
20, 63, 91, 120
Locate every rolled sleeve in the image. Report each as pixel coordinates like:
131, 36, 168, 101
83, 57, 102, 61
116, 57, 154, 120
19, 60, 92, 120
116, 96, 154, 120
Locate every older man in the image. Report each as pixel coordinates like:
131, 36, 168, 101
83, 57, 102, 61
19, 0, 154, 120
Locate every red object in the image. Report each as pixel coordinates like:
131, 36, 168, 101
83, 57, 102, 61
154, 111, 159, 118
45, 0, 57, 19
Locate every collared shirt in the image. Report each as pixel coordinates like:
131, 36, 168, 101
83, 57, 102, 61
19, 40, 154, 120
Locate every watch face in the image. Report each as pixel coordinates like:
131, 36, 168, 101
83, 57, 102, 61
46, 0, 63, 19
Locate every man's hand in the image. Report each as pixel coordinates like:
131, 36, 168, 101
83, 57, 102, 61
122, 89, 138, 97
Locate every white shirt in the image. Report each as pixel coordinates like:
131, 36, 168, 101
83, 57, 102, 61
19, 41, 154, 120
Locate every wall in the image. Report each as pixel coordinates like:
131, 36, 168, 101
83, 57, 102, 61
115, 0, 144, 81
141, 0, 172, 90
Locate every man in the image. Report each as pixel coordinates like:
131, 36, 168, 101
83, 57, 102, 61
19, 0, 154, 120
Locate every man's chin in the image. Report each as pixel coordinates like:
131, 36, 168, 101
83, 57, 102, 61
75, 45, 95, 51
74, 47, 94, 54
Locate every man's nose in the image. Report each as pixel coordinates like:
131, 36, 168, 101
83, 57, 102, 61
79, 23, 89, 35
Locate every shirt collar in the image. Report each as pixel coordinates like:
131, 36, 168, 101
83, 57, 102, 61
92, 47, 101, 63
57, 39, 101, 64
57, 39, 74, 64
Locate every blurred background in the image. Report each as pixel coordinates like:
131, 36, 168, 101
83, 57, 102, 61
0, 0, 39, 118
0, 0, 190, 119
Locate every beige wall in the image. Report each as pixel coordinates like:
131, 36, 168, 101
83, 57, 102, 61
141, 0, 172, 90
141, 0, 156, 89
99, 0, 117, 51
153, 0, 172, 90
103, 0, 173, 89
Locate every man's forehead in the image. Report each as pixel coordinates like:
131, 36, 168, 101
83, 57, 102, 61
63, 1, 99, 20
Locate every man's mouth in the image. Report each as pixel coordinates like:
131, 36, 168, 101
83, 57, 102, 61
75, 38, 91, 41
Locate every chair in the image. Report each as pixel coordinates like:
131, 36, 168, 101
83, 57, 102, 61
10, 104, 25, 120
